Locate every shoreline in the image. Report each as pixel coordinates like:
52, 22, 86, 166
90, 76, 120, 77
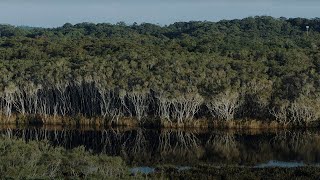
0, 114, 319, 129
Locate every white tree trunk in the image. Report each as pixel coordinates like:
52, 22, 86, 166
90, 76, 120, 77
127, 91, 149, 122
206, 90, 240, 121
171, 93, 203, 124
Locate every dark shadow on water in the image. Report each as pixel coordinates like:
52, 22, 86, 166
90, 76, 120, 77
1, 125, 320, 167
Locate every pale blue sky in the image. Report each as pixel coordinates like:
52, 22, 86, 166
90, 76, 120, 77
0, 0, 319, 27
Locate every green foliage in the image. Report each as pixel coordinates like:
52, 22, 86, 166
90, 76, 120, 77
0, 16, 320, 123
0, 137, 131, 179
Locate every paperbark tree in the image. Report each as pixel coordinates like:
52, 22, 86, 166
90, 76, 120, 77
206, 90, 240, 121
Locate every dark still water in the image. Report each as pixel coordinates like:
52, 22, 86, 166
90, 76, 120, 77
1, 126, 320, 167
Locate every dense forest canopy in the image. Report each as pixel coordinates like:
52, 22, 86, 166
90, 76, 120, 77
0, 16, 320, 125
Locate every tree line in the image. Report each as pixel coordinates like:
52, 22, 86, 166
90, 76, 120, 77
0, 16, 320, 125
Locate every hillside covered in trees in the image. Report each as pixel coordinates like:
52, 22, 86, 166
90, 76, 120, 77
0, 16, 320, 126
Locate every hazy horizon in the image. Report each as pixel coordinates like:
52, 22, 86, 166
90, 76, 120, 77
0, 0, 319, 27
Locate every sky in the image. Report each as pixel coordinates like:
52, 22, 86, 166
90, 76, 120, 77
0, 0, 319, 27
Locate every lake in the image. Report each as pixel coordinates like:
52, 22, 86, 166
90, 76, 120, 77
1, 125, 320, 169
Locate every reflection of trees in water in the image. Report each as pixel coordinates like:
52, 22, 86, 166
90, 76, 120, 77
100, 129, 124, 154
271, 131, 320, 163
272, 131, 310, 152
158, 130, 203, 163
2, 128, 75, 148
0, 128, 150, 155
121, 129, 151, 164
204, 132, 240, 163
1, 127, 320, 165
127, 129, 148, 155
4, 127, 50, 141
4, 128, 13, 139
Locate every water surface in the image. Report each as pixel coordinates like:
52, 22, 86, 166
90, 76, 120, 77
1, 125, 320, 168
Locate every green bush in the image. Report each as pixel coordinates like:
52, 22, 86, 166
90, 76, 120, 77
0, 136, 132, 179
